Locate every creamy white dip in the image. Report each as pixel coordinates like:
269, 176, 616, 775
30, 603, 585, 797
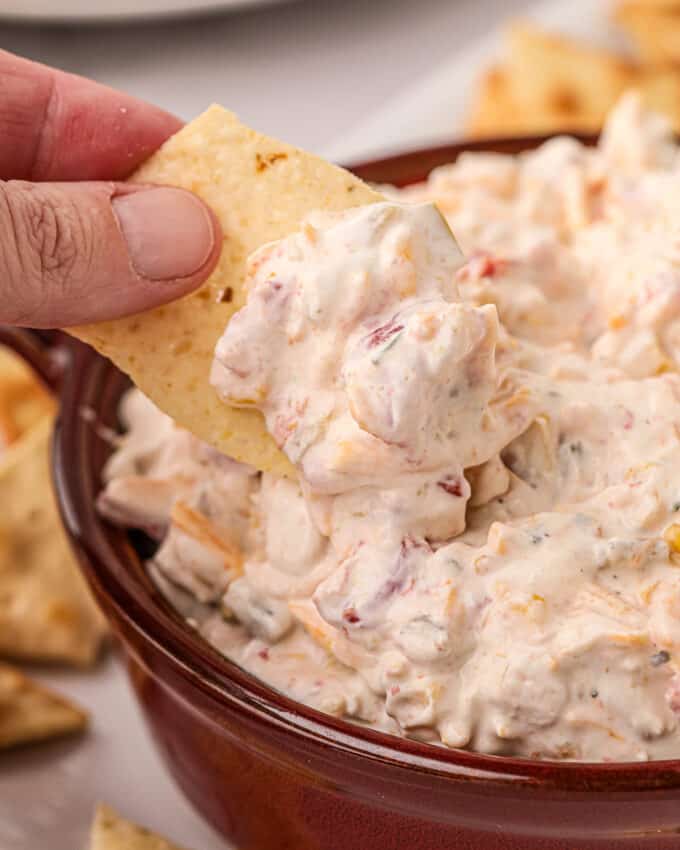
100, 94, 680, 761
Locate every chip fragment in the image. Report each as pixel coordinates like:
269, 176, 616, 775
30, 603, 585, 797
89, 804, 192, 850
0, 662, 87, 750
467, 22, 680, 138
0, 416, 107, 666
0, 346, 53, 448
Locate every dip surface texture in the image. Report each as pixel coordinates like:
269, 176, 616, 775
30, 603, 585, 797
101, 95, 680, 761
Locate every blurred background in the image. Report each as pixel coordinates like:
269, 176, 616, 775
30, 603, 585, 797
2, 0, 525, 158
4, 0, 675, 164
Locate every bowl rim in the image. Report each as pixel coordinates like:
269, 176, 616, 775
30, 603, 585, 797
48, 131, 680, 791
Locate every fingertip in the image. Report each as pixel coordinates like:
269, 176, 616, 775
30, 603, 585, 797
33, 72, 185, 181
0, 51, 185, 181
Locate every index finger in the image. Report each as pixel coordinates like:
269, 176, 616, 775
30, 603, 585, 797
0, 50, 182, 181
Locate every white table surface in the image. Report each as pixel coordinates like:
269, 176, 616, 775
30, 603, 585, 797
0, 2, 543, 848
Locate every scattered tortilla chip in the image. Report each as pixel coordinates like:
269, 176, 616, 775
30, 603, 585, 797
0, 661, 87, 749
71, 107, 382, 476
89, 804, 191, 850
616, 2, 680, 65
467, 22, 680, 138
468, 24, 634, 138
0, 346, 54, 448
0, 416, 107, 666
506, 24, 635, 128
465, 63, 594, 137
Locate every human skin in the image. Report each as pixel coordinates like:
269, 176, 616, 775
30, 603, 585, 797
0, 50, 221, 328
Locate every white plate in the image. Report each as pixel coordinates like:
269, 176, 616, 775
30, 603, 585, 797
0, 0, 290, 23
326, 0, 620, 163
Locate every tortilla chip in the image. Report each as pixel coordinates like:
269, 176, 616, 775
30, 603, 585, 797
507, 24, 633, 132
467, 22, 680, 137
89, 805, 190, 850
0, 346, 54, 447
465, 61, 600, 138
71, 107, 382, 476
507, 23, 635, 112
0, 661, 87, 749
0, 416, 107, 666
615, 2, 680, 65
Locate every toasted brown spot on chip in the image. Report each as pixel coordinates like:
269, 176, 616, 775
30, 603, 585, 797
551, 88, 581, 115
171, 339, 192, 356
256, 151, 289, 172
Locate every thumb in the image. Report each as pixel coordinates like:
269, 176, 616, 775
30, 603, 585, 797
0, 180, 220, 328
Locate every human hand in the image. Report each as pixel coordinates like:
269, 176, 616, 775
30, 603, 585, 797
0, 50, 221, 328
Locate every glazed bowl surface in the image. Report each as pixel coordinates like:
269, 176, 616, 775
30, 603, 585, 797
4, 134, 680, 850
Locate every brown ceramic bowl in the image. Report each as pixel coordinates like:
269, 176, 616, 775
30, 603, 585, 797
4, 135, 680, 850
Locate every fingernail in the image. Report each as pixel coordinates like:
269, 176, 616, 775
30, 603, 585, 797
113, 187, 215, 281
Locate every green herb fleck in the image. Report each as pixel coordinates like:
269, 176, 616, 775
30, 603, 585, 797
371, 329, 404, 365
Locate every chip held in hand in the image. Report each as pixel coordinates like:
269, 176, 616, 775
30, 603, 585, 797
71, 106, 382, 476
